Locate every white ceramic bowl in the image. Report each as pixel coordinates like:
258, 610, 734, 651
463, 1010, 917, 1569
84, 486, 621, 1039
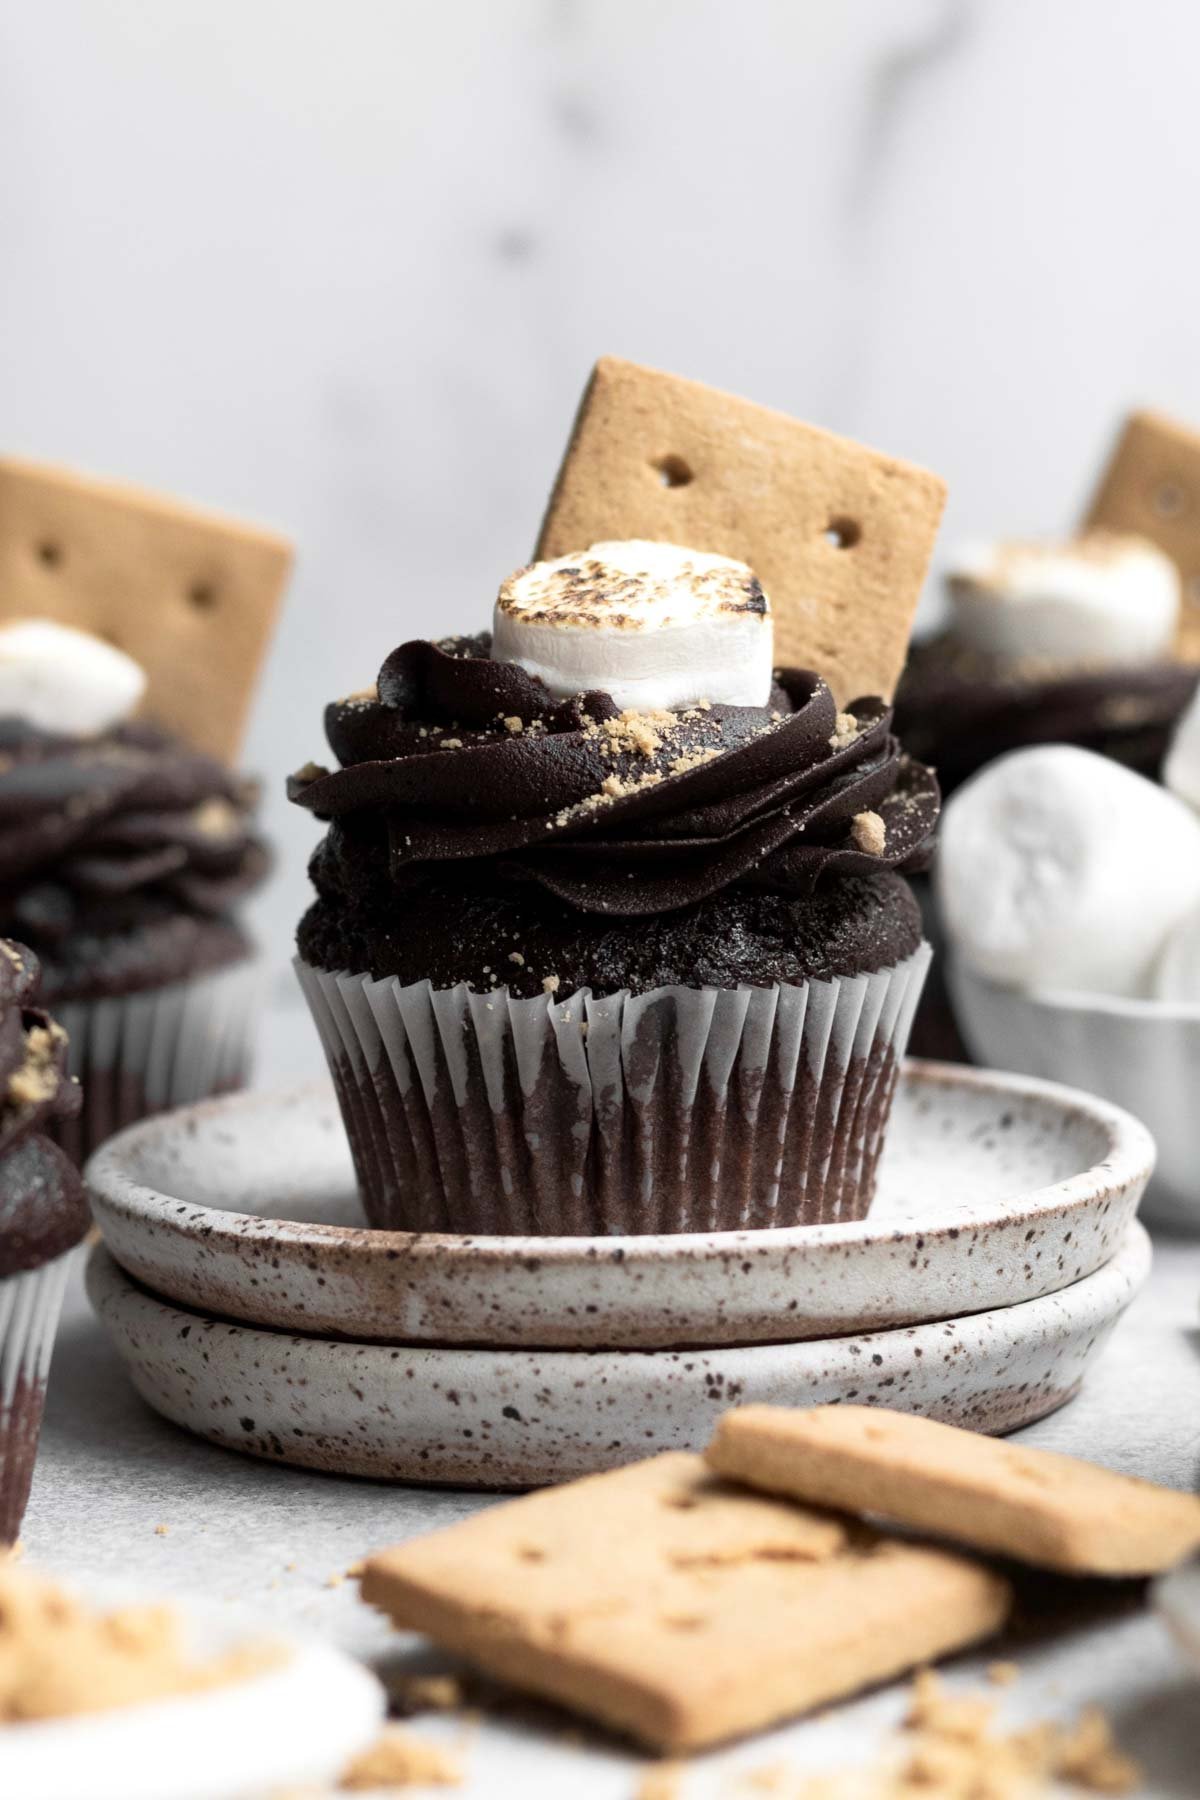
949, 956, 1200, 1230
0, 1585, 383, 1800
1157, 1559, 1200, 1676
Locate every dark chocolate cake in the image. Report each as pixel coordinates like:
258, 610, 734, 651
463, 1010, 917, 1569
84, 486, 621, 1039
291, 634, 938, 1234
0, 940, 88, 1542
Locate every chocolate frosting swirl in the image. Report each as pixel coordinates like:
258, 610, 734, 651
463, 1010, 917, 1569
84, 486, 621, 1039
0, 941, 88, 1277
290, 636, 939, 917
0, 719, 268, 957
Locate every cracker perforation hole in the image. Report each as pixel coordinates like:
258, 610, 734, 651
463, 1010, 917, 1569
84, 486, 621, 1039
187, 580, 218, 612
824, 518, 861, 550
651, 454, 693, 489
35, 540, 63, 569
1152, 481, 1187, 519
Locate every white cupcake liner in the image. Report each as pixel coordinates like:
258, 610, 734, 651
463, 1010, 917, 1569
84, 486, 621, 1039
51, 957, 262, 1165
0, 1242, 83, 1542
296, 942, 931, 1235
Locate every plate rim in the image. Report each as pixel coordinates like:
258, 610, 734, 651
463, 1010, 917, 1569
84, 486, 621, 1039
85, 1057, 1156, 1265
87, 1219, 1152, 1362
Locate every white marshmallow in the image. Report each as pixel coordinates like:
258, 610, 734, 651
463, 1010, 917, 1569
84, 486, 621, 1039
1163, 683, 1200, 812
0, 619, 146, 736
492, 540, 774, 710
937, 744, 1200, 997
1153, 900, 1200, 1003
945, 532, 1179, 664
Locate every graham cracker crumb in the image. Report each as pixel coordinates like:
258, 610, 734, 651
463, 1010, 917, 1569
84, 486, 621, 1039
850, 810, 887, 856
508, 951, 526, 967
635, 1762, 684, 1800
153, 1524, 169, 1538
0, 1566, 282, 1722
668, 747, 721, 776
339, 1726, 463, 1790
738, 1672, 1140, 1798
191, 796, 240, 840
7, 1022, 67, 1110
440, 738, 464, 750
388, 1672, 465, 1716
502, 715, 524, 734
542, 975, 561, 995
829, 712, 858, 751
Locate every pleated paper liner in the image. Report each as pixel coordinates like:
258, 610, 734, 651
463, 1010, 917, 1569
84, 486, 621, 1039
50, 957, 261, 1166
0, 1242, 83, 1542
297, 943, 931, 1235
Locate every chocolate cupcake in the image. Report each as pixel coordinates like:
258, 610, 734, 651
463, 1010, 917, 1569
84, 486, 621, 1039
895, 532, 1199, 1061
291, 542, 937, 1234
0, 940, 88, 1543
0, 621, 269, 1162
895, 532, 1199, 795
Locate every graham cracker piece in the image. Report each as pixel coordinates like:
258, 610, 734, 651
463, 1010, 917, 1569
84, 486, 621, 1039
360, 1451, 1009, 1755
707, 1405, 1200, 1578
0, 457, 292, 761
535, 358, 947, 707
1084, 409, 1200, 661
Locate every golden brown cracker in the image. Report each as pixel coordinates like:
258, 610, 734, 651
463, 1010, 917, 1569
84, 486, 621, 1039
0, 457, 292, 761
707, 1406, 1200, 1578
535, 358, 947, 707
361, 1451, 1009, 1754
1084, 409, 1200, 661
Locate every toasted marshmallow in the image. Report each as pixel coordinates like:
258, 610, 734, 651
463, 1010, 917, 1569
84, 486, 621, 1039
1164, 684, 1200, 812
492, 540, 773, 710
0, 619, 146, 736
946, 532, 1179, 665
937, 744, 1200, 997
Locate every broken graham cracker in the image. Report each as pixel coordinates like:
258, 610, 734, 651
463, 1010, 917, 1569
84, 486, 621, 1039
0, 456, 292, 762
360, 1451, 1009, 1755
707, 1405, 1200, 1578
535, 357, 946, 708
1084, 408, 1200, 661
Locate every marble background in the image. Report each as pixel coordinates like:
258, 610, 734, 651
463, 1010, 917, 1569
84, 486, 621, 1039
3, 0, 1200, 978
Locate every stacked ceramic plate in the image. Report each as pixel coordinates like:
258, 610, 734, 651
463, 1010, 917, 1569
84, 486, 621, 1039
85, 1061, 1154, 1488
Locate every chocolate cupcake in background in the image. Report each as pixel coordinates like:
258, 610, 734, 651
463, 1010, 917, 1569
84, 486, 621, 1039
894, 531, 1198, 795
291, 542, 937, 1236
0, 621, 269, 1163
894, 531, 1199, 1061
0, 939, 89, 1543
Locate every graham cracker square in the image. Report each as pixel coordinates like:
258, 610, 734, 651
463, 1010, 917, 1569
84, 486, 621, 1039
1084, 409, 1200, 661
0, 457, 293, 761
535, 357, 947, 707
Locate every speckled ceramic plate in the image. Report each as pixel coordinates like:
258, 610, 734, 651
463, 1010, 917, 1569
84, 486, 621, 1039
88, 1223, 1150, 1488
86, 1064, 1153, 1350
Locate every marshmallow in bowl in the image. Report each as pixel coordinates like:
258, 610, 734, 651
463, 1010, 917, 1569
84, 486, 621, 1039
937, 745, 1200, 997
0, 619, 146, 736
492, 540, 774, 710
946, 532, 1179, 665
1164, 684, 1200, 812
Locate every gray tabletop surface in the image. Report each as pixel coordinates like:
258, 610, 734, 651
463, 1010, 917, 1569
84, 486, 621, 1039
22, 992, 1200, 1797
